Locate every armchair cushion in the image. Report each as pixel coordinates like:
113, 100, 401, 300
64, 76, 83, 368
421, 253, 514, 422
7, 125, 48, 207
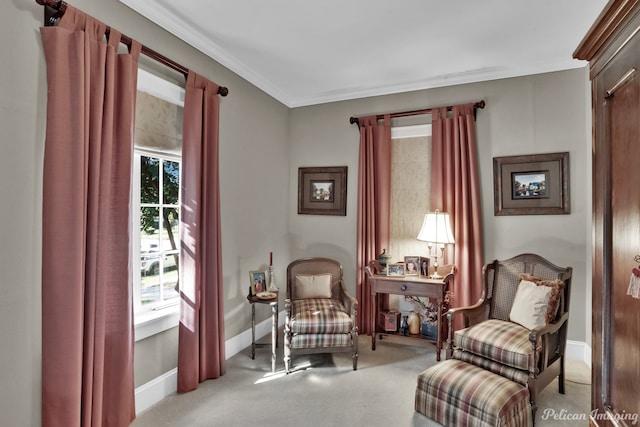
454, 319, 530, 370
295, 273, 332, 299
290, 299, 353, 334
509, 274, 565, 329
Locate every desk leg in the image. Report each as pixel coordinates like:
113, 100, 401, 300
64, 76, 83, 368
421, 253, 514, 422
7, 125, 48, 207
436, 298, 441, 361
270, 302, 277, 373
371, 291, 377, 351
251, 303, 256, 360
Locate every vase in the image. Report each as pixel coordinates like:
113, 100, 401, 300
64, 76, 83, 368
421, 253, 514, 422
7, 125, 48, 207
378, 249, 392, 274
408, 312, 421, 335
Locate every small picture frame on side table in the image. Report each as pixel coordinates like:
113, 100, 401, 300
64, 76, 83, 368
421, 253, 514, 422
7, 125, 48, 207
386, 263, 405, 277
404, 256, 419, 276
249, 270, 268, 295
418, 257, 430, 277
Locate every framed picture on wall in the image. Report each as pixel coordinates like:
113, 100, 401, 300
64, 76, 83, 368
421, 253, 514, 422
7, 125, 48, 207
297, 166, 347, 216
493, 152, 570, 216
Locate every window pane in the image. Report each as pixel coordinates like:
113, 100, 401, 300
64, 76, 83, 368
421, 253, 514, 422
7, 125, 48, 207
140, 253, 161, 305
162, 253, 180, 301
163, 160, 180, 204
140, 156, 159, 203
160, 208, 179, 253
141, 206, 160, 238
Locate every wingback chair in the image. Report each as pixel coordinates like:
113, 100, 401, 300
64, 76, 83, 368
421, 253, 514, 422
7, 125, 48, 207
284, 257, 358, 373
445, 253, 572, 418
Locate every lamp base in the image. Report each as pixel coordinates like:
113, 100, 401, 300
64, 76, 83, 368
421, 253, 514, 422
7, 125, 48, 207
429, 260, 443, 280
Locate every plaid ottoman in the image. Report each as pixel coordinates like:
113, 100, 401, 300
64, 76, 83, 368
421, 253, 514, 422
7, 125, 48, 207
415, 359, 532, 427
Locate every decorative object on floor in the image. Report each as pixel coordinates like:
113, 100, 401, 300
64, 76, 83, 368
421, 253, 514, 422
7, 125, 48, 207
377, 249, 392, 274
284, 257, 358, 373
445, 253, 572, 420
297, 166, 347, 216
378, 310, 400, 332
400, 315, 409, 336
416, 210, 455, 279
493, 152, 570, 216
407, 311, 421, 335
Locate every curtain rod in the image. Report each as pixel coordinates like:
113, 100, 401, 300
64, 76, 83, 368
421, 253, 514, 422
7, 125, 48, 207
349, 100, 485, 126
35, 0, 229, 97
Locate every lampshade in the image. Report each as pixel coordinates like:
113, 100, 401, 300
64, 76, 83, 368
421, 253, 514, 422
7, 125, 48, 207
416, 210, 455, 244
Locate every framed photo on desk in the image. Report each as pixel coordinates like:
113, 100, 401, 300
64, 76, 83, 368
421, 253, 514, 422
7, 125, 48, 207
386, 263, 405, 276
404, 256, 419, 276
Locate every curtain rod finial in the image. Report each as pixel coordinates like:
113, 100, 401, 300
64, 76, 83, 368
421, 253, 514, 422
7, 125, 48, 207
349, 116, 359, 126
218, 87, 229, 97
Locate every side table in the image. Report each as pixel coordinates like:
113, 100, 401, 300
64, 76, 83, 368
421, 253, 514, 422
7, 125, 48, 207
246, 292, 279, 372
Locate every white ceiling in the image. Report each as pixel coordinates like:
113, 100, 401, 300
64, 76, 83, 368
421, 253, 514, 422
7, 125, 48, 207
119, 0, 607, 108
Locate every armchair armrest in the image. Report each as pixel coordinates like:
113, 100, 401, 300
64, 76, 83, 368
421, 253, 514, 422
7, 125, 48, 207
528, 312, 569, 343
445, 299, 488, 359
336, 280, 358, 320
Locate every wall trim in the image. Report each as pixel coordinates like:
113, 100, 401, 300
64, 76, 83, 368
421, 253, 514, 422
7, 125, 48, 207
135, 310, 285, 415
566, 339, 592, 367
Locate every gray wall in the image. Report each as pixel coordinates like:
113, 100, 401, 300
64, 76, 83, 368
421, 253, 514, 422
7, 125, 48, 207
2, 0, 590, 425
289, 68, 591, 345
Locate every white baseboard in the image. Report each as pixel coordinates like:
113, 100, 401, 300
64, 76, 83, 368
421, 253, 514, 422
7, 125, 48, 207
135, 368, 177, 415
134, 310, 285, 415
566, 340, 592, 367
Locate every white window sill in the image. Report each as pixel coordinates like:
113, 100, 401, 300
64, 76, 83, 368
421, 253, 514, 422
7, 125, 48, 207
135, 304, 180, 341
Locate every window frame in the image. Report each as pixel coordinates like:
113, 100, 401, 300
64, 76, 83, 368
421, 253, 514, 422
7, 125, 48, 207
132, 69, 185, 340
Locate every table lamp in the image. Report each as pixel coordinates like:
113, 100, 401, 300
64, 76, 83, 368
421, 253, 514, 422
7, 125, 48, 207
416, 210, 455, 279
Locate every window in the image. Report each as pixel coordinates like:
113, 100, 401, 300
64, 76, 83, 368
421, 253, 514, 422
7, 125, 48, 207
132, 69, 185, 336
134, 153, 180, 308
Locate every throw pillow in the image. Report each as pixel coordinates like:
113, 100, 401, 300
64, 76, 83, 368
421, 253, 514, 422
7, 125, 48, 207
509, 274, 565, 329
295, 273, 332, 299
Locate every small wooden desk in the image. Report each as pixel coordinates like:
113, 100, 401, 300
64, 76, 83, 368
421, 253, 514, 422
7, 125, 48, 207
246, 293, 279, 372
365, 265, 454, 361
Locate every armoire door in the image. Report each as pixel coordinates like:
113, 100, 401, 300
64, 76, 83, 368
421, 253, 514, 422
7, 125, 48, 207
592, 17, 640, 425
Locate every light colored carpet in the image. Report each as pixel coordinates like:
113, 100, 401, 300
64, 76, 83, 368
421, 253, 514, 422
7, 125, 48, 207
132, 335, 590, 427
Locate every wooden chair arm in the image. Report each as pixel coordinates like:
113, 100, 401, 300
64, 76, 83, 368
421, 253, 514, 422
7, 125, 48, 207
336, 280, 358, 319
528, 312, 569, 343
446, 299, 488, 328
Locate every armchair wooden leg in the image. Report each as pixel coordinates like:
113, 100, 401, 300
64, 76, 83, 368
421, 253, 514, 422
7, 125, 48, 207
284, 327, 292, 374
558, 356, 566, 394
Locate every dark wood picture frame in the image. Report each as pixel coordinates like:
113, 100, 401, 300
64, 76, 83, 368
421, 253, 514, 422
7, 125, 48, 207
298, 166, 347, 216
493, 152, 570, 216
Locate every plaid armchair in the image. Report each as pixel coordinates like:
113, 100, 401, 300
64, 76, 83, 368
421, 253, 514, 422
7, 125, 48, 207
445, 253, 572, 419
284, 257, 358, 374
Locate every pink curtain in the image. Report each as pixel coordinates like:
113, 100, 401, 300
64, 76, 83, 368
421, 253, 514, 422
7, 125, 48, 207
356, 115, 392, 334
430, 104, 484, 310
177, 71, 225, 392
40, 6, 139, 427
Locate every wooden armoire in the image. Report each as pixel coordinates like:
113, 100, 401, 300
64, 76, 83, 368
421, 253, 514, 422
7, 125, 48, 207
574, 0, 640, 425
